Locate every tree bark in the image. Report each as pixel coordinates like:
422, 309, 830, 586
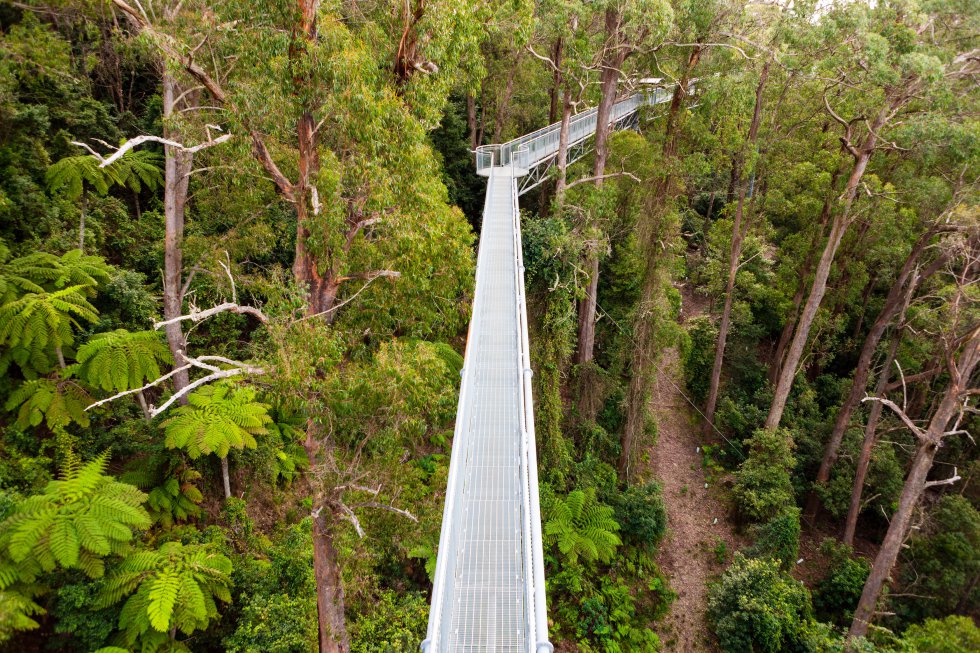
313, 508, 350, 653
770, 169, 840, 385
703, 60, 770, 435
220, 455, 231, 500
619, 45, 701, 476
841, 327, 900, 545
574, 8, 627, 368
161, 68, 193, 397
766, 104, 891, 431
466, 92, 478, 149
807, 229, 950, 521
848, 330, 980, 640
555, 86, 572, 203
492, 50, 522, 143
548, 37, 563, 124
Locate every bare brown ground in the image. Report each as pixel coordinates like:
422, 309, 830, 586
641, 283, 745, 652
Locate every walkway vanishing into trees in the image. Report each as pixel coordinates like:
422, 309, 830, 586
422, 83, 683, 653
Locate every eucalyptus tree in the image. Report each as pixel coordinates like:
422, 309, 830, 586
765, 0, 978, 432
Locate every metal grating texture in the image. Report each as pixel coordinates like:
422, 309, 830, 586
423, 169, 538, 653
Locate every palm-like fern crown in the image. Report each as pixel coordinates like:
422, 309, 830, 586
0, 285, 99, 355
0, 249, 112, 305
96, 541, 232, 643
544, 488, 622, 565
162, 384, 271, 459
77, 330, 174, 392
0, 454, 150, 584
4, 377, 92, 430
45, 150, 163, 199
120, 457, 203, 529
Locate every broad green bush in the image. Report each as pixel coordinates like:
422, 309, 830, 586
900, 615, 980, 652
814, 540, 870, 627
708, 553, 812, 653
224, 594, 317, 653
747, 507, 801, 570
607, 482, 668, 552
683, 316, 717, 405
348, 590, 429, 653
732, 429, 797, 522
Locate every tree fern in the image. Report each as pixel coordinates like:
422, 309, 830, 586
0, 248, 112, 304
544, 488, 622, 565
112, 149, 164, 193
0, 454, 150, 583
96, 541, 232, 647
45, 154, 118, 199
0, 285, 99, 370
4, 376, 92, 429
162, 384, 271, 459
266, 418, 309, 485
0, 586, 45, 643
77, 329, 173, 392
121, 456, 203, 529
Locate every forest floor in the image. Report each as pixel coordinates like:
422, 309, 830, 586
645, 283, 745, 652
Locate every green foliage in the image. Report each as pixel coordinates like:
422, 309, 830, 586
77, 329, 173, 392
683, 315, 718, 405
747, 507, 801, 571
893, 495, 980, 625
163, 384, 271, 459
732, 429, 797, 522
46, 150, 163, 200
0, 285, 99, 369
348, 590, 429, 653
223, 593, 317, 653
606, 482, 667, 552
121, 458, 203, 529
708, 554, 813, 653
545, 488, 622, 565
97, 541, 232, 647
901, 616, 980, 653
0, 454, 150, 581
813, 540, 870, 627
4, 376, 93, 430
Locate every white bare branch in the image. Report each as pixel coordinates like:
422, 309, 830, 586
72, 132, 233, 168
924, 468, 961, 489
862, 395, 926, 440
154, 301, 268, 329
348, 501, 419, 523
338, 503, 366, 538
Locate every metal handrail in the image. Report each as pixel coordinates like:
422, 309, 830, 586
421, 152, 497, 653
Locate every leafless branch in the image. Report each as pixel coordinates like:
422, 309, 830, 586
565, 171, 641, 189
348, 501, 418, 523
154, 301, 268, 329
862, 395, 926, 440
72, 133, 232, 168
924, 468, 961, 489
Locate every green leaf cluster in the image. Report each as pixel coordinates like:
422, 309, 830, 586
163, 384, 271, 459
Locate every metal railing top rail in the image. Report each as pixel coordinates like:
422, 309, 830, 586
475, 81, 695, 175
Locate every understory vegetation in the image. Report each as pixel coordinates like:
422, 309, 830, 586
0, 1, 977, 652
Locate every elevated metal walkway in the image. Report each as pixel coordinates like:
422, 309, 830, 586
423, 82, 689, 653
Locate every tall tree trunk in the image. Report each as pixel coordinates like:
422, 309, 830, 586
466, 92, 478, 149
78, 198, 86, 252
555, 86, 573, 203
848, 331, 980, 640
765, 104, 891, 430
770, 169, 840, 384
574, 8, 627, 367
493, 50, 522, 143
807, 231, 955, 520
619, 45, 701, 476
313, 509, 350, 653
548, 37, 563, 124
220, 456, 231, 499
162, 68, 193, 396
703, 60, 770, 435
841, 327, 900, 545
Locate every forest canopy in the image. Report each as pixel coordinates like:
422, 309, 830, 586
0, 1, 977, 652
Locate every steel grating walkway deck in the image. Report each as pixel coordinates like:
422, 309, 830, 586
423, 82, 693, 653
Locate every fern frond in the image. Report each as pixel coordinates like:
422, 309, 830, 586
77, 329, 173, 392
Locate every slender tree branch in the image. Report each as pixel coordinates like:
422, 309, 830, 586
154, 301, 268, 329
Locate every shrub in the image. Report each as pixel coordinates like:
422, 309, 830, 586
607, 482, 668, 552
224, 593, 317, 653
894, 495, 980, 625
707, 553, 812, 653
747, 507, 801, 570
348, 590, 429, 653
683, 316, 717, 405
732, 429, 796, 522
813, 540, 870, 627
901, 615, 980, 652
